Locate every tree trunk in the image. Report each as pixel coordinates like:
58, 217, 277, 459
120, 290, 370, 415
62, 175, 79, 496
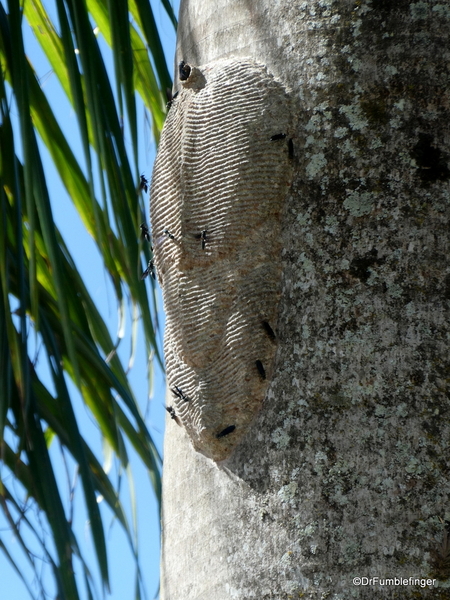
159, 0, 450, 598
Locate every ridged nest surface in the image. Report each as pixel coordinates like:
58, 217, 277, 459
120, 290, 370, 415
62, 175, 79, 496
151, 58, 294, 461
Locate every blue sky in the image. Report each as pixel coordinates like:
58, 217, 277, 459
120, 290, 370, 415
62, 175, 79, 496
0, 1, 179, 598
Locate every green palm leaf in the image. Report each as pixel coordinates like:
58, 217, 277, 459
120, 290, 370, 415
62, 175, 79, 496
0, 0, 174, 597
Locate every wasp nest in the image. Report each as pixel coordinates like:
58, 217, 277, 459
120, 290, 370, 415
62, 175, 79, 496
151, 58, 294, 461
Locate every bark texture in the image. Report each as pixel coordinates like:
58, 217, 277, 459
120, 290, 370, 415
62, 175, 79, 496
160, 1, 450, 598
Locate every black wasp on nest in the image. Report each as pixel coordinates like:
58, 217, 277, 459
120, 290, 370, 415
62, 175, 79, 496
166, 406, 181, 426
139, 174, 149, 194
194, 230, 207, 250
139, 222, 154, 279
140, 223, 151, 245
171, 386, 190, 402
141, 259, 155, 280
166, 90, 179, 111
216, 425, 236, 439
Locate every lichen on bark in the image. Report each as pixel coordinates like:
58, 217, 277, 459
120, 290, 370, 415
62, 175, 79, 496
160, 1, 450, 598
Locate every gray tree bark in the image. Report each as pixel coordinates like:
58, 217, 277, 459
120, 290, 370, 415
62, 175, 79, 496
159, 0, 450, 598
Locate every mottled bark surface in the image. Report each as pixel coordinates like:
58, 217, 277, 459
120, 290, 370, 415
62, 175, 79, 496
160, 1, 450, 598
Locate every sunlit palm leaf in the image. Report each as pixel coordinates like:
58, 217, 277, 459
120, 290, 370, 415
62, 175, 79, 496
23, 0, 164, 361
88, 0, 168, 141
24, 0, 72, 101
107, 0, 139, 165
0, 0, 173, 597
6, 0, 81, 389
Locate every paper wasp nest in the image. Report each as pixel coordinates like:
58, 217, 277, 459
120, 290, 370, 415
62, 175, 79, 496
151, 58, 293, 461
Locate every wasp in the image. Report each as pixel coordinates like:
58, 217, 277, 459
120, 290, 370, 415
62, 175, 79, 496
255, 360, 266, 380
179, 60, 191, 81
262, 321, 276, 341
288, 138, 294, 159
141, 259, 155, 280
166, 406, 181, 426
140, 223, 152, 245
216, 425, 236, 439
270, 133, 287, 141
166, 90, 179, 111
139, 174, 149, 194
194, 230, 207, 250
171, 385, 190, 402
164, 229, 176, 240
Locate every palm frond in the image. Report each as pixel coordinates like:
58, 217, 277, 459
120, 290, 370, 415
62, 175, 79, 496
0, 0, 174, 597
